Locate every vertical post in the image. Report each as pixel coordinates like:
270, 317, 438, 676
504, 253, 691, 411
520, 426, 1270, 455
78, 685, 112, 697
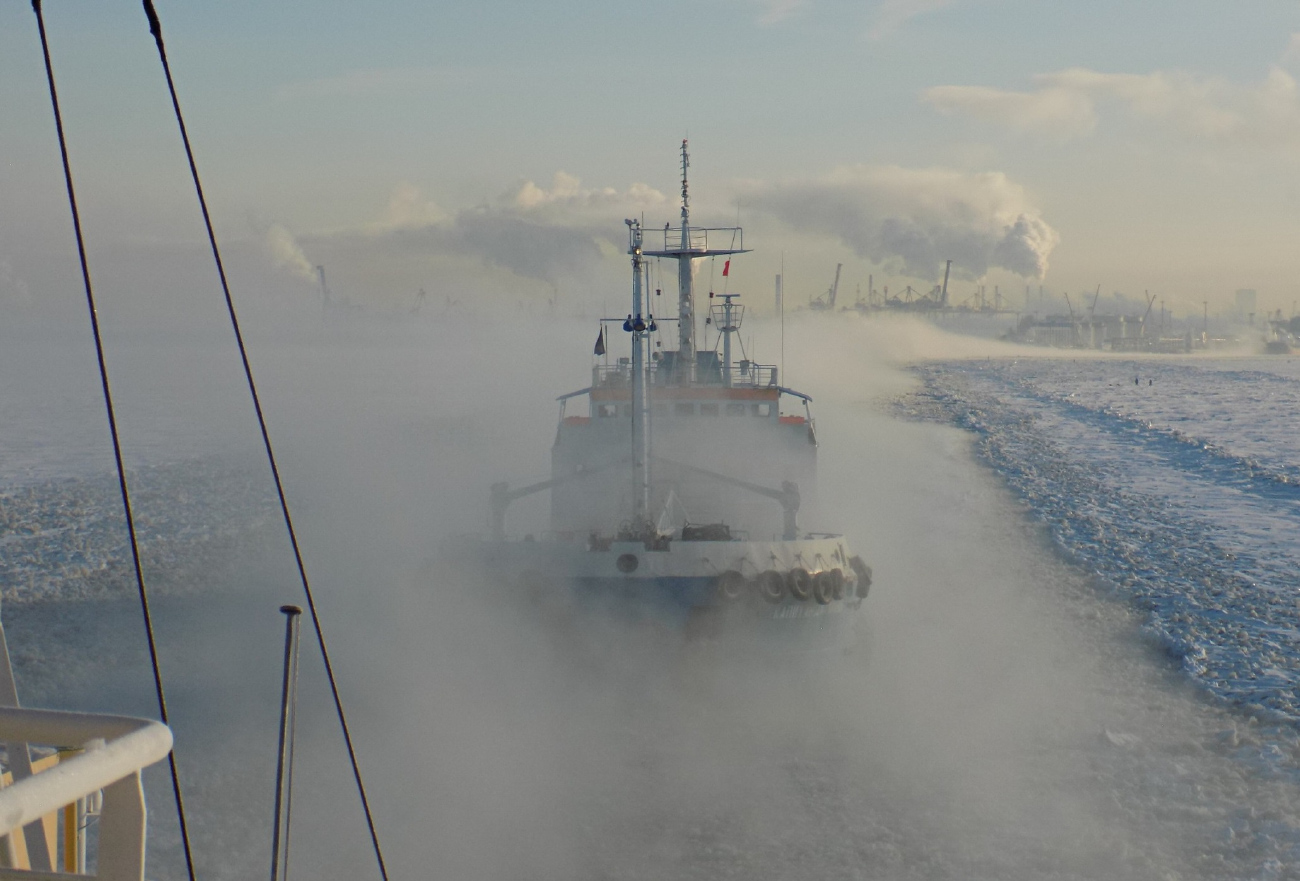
76, 797, 86, 873
676, 140, 695, 380
62, 803, 73, 871
0, 619, 51, 872
722, 295, 733, 388
96, 772, 146, 881
271, 605, 303, 881
627, 222, 651, 526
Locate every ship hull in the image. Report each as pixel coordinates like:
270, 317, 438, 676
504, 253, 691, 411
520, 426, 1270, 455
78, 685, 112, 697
447, 534, 868, 653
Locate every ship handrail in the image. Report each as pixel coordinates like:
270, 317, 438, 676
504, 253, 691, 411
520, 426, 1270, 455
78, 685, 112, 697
591, 363, 781, 390
776, 386, 813, 403
0, 707, 172, 881
642, 226, 748, 256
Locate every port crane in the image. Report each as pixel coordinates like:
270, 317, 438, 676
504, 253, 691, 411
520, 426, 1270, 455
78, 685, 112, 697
809, 263, 842, 311
1139, 291, 1156, 336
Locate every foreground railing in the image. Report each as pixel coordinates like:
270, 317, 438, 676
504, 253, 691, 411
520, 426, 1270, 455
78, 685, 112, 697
0, 708, 173, 881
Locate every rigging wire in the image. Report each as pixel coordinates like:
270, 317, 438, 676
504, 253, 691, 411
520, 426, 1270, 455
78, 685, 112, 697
28, 3, 199, 880
137, 2, 390, 878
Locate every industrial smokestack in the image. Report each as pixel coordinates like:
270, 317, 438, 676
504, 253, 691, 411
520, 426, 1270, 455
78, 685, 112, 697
316, 265, 331, 307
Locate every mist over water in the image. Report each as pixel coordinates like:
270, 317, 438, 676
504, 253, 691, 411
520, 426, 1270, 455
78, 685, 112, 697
3, 311, 1297, 880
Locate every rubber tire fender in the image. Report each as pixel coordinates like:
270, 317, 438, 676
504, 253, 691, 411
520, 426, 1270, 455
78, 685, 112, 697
827, 567, 846, 601
812, 570, 835, 605
716, 570, 747, 601
848, 556, 872, 599
756, 570, 785, 604
785, 567, 812, 602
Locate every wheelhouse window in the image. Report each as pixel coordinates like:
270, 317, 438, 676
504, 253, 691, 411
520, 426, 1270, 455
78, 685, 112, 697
597, 403, 619, 417
725, 402, 747, 416
752, 403, 772, 417
675, 403, 695, 416
699, 403, 719, 417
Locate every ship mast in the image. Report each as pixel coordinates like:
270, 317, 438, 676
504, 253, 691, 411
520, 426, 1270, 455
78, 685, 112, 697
644, 140, 749, 385
624, 220, 653, 526
677, 141, 694, 369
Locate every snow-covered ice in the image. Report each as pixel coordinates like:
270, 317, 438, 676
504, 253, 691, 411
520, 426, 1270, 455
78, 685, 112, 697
11, 319, 1300, 879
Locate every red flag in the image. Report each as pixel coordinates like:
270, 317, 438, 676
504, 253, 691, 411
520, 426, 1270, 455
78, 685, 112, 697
722, 260, 730, 277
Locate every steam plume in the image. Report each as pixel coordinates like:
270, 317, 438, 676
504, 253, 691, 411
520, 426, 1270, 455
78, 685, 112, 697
266, 223, 317, 282
746, 165, 1059, 280
371, 174, 667, 287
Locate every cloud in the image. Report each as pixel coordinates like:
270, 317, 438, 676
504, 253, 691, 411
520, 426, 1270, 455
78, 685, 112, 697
1283, 33, 1300, 68
869, 0, 960, 39
449, 175, 668, 283
381, 182, 449, 230
437, 211, 606, 285
340, 175, 670, 288
925, 83, 1098, 140
924, 66, 1300, 149
266, 224, 317, 282
745, 165, 1058, 279
508, 172, 670, 220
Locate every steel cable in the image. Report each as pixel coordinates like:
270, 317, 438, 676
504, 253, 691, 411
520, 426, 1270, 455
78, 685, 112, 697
28, 3, 199, 880
137, 3, 390, 878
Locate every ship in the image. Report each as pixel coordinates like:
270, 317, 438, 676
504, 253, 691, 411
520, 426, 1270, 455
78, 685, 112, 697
467, 142, 871, 649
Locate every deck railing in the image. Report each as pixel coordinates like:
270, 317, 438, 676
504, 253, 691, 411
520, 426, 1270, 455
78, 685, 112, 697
651, 226, 744, 254
594, 361, 777, 390
0, 707, 173, 881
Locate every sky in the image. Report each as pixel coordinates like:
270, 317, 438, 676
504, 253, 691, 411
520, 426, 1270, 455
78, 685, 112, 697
4, 0, 1300, 321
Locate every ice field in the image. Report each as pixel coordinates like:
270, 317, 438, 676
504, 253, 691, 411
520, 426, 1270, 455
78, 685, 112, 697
8, 319, 1300, 879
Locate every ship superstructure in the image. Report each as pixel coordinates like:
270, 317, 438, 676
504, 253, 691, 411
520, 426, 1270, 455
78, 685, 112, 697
483, 143, 870, 646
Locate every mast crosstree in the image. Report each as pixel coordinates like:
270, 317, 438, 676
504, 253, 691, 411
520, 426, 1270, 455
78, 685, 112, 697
643, 139, 749, 383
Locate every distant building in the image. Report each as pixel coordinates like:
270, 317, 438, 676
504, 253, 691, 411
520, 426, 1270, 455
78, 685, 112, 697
1236, 289, 1257, 322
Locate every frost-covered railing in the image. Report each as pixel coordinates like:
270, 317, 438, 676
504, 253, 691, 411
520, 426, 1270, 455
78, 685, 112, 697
0, 708, 173, 881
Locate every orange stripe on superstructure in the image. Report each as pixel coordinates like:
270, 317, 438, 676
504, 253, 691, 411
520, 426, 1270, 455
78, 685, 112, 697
590, 387, 779, 402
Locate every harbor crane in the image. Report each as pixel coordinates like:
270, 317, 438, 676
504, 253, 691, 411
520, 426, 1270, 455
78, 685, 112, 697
1140, 290, 1156, 336
809, 263, 842, 311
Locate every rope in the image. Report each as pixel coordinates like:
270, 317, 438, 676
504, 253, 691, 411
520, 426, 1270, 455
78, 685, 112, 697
28, 4, 199, 880
137, 4, 390, 878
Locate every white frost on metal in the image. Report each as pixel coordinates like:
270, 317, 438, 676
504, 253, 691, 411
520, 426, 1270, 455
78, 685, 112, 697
0, 708, 172, 881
